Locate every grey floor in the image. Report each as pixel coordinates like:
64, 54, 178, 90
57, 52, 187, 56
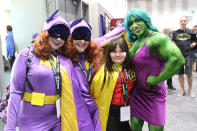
1, 71, 197, 131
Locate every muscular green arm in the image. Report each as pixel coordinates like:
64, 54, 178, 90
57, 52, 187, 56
147, 33, 185, 86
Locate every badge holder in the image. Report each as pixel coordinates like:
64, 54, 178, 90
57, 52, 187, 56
120, 106, 130, 122
56, 96, 61, 118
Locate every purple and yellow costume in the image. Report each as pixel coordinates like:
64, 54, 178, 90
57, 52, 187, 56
5, 49, 94, 131
70, 19, 101, 131
5, 10, 95, 131
74, 55, 100, 130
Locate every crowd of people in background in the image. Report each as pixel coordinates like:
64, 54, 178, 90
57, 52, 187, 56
1, 8, 197, 131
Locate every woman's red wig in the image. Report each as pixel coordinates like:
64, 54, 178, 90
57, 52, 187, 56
33, 31, 68, 60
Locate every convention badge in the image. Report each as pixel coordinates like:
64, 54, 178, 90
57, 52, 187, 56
56, 97, 61, 118
120, 106, 130, 122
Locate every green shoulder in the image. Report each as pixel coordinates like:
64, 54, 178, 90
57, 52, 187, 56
148, 32, 171, 48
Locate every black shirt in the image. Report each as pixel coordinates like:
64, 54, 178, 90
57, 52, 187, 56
172, 28, 196, 56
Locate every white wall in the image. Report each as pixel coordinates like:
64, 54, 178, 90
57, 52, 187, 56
10, 0, 47, 51
0, 0, 12, 57
84, 0, 128, 38
188, 0, 197, 27
128, 0, 197, 32
86, 0, 127, 18
97, 0, 127, 18
0, 10, 12, 57
88, 2, 114, 38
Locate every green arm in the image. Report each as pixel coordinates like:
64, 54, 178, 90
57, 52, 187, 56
147, 33, 185, 86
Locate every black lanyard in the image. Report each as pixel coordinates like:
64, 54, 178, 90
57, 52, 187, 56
78, 61, 92, 85
49, 53, 61, 96
113, 64, 129, 105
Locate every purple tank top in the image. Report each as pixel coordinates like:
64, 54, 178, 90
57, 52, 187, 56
130, 32, 167, 126
131, 32, 166, 92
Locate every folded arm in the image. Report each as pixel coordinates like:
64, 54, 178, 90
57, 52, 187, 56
147, 33, 185, 86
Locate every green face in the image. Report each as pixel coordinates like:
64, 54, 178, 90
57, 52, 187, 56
129, 16, 148, 37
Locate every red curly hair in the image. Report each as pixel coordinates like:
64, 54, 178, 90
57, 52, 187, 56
65, 36, 103, 67
33, 31, 68, 60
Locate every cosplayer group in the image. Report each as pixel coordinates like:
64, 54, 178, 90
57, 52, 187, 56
5, 8, 185, 131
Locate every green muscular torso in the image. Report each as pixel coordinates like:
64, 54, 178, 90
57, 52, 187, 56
129, 30, 185, 86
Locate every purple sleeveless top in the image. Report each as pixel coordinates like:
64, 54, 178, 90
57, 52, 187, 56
130, 33, 167, 126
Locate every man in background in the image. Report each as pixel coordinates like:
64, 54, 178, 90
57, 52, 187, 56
172, 16, 196, 98
5, 25, 15, 70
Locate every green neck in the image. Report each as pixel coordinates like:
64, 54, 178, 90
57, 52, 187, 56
141, 29, 152, 39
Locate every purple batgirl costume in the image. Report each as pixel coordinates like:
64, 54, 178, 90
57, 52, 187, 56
75, 55, 101, 131
5, 49, 60, 130
5, 48, 95, 131
5, 10, 95, 131
130, 33, 167, 126
70, 19, 101, 131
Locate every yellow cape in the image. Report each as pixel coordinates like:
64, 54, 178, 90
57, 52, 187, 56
41, 55, 78, 131
90, 64, 122, 131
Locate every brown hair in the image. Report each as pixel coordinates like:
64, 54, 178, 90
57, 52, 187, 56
105, 37, 132, 73
6, 25, 12, 32
33, 31, 68, 60
65, 36, 103, 68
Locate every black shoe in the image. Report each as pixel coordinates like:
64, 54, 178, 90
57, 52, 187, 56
168, 85, 176, 90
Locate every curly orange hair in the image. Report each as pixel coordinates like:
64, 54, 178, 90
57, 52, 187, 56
33, 31, 68, 60
65, 36, 103, 67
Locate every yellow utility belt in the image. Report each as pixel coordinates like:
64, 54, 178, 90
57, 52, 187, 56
23, 91, 58, 106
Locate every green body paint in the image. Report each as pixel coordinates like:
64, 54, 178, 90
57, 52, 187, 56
128, 16, 185, 86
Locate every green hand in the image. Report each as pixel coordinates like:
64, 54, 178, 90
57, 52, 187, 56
147, 76, 158, 86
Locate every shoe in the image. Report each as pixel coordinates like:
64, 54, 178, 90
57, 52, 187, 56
168, 85, 176, 90
177, 92, 185, 97
188, 92, 195, 98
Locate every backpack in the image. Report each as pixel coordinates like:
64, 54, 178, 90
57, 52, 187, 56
0, 45, 34, 123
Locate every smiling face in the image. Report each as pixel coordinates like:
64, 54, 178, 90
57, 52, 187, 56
48, 37, 65, 50
110, 44, 126, 65
179, 16, 188, 30
73, 39, 89, 53
129, 16, 148, 37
